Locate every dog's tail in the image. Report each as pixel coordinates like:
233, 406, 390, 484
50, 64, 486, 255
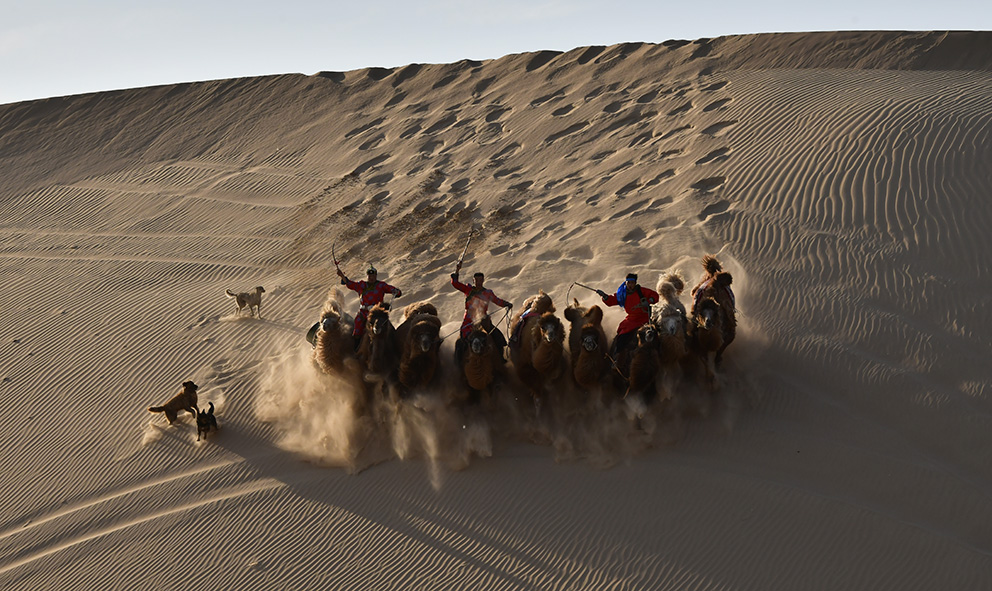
225, 289, 237, 298
148, 406, 165, 413
208, 401, 215, 414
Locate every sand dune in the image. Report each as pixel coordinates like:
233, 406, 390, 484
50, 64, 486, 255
1, 31, 990, 589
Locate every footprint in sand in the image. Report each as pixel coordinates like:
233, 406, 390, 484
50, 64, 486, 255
542, 195, 569, 213
552, 104, 575, 117
668, 101, 693, 117
486, 106, 511, 122
701, 120, 738, 137
695, 148, 731, 165
358, 134, 385, 151
544, 122, 590, 144
350, 154, 391, 176
701, 80, 729, 92
345, 118, 385, 139
691, 176, 726, 192
703, 98, 732, 112
531, 88, 567, 108
424, 113, 458, 135
698, 199, 731, 220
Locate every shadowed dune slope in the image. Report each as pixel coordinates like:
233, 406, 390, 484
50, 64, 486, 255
1, 31, 990, 591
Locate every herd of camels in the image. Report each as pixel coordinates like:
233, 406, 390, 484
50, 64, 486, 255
309, 255, 737, 421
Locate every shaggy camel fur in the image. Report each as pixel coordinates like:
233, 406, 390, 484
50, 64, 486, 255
626, 322, 662, 403
459, 324, 503, 404
511, 307, 566, 414
148, 380, 199, 424
394, 302, 442, 391
564, 299, 609, 391
652, 281, 689, 365
357, 304, 399, 380
688, 297, 724, 385
694, 271, 736, 364
313, 291, 356, 374
226, 286, 265, 318
509, 291, 555, 342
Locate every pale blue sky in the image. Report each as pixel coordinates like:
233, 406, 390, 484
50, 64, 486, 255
1, 0, 988, 105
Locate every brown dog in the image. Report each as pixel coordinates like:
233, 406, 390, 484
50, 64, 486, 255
148, 380, 199, 424
225, 286, 265, 318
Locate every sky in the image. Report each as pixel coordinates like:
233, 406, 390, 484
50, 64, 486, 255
1, 0, 989, 105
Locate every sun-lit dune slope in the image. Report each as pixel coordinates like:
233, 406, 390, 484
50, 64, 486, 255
0, 31, 990, 591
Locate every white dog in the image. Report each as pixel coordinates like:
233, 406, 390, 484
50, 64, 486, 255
225, 286, 265, 318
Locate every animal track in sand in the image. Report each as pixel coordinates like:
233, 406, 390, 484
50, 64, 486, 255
450, 178, 470, 192
493, 166, 522, 180
509, 181, 534, 192
531, 88, 567, 107
344, 118, 385, 139
552, 104, 575, 117
615, 180, 641, 197
668, 102, 693, 116
702, 80, 728, 92
351, 155, 391, 176
399, 122, 422, 139
695, 147, 731, 165
659, 149, 684, 160
659, 125, 694, 140
691, 176, 726, 192
542, 195, 568, 213
545, 122, 590, 144
636, 88, 660, 103
424, 113, 459, 134
701, 120, 738, 137
590, 150, 616, 161
698, 199, 731, 220
358, 134, 385, 151
366, 172, 393, 186
703, 98, 732, 112
622, 227, 647, 242
486, 107, 512, 122
646, 170, 677, 186
603, 101, 625, 113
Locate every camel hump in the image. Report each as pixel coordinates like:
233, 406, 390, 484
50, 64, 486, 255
702, 254, 723, 275
403, 301, 438, 319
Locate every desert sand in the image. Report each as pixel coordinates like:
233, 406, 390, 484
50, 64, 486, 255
1, 30, 991, 589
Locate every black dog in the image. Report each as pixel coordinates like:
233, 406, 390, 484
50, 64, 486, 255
196, 402, 218, 441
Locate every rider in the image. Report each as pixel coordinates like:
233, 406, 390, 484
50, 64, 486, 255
337, 264, 401, 346
451, 263, 512, 360
597, 272, 659, 357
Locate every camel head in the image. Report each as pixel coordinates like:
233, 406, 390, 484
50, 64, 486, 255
580, 325, 601, 352
368, 305, 392, 337
696, 298, 721, 330
468, 329, 491, 355
537, 313, 563, 344
320, 310, 340, 332
637, 323, 658, 347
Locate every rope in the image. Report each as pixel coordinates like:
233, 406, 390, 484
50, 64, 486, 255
438, 305, 512, 343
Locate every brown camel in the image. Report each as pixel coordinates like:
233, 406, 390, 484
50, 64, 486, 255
626, 321, 662, 403
312, 291, 356, 374
394, 302, 442, 392
356, 303, 399, 381
564, 299, 609, 391
458, 323, 503, 406
510, 295, 566, 415
687, 297, 724, 386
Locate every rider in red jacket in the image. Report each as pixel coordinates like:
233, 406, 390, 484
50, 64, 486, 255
337, 264, 401, 342
598, 272, 659, 357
